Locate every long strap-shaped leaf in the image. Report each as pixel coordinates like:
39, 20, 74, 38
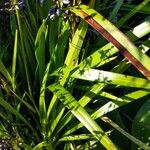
65, 20, 88, 66
70, 4, 150, 79
71, 68, 150, 89
48, 83, 118, 150
101, 116, 150, 150
35, 19, 48, 85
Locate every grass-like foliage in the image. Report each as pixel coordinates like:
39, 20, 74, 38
0, 0, 150, 149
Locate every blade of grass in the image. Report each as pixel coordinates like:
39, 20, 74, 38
12, 29, 18, 91
24, 92, 39, 115
47, 104, 65, 138
24, 0, 37, 32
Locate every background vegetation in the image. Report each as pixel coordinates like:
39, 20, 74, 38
0, 0, 150, 149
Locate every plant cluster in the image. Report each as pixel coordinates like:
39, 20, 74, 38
0, 0, 150, 149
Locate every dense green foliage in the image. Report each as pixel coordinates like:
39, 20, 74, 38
0, 0, 150, 149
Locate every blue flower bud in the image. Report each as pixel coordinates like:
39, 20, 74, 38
48, 6, 56, 20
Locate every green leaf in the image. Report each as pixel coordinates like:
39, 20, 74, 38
71, 68, 150, 89
101, 116, 150, 150
35, 19, 48, 84
59, 134, 95, 142
39, 62, 51, 139
48, 83, 118, 150
131, 100, 150, 150
53, 21, 70, 69
65, 20, 88, 66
